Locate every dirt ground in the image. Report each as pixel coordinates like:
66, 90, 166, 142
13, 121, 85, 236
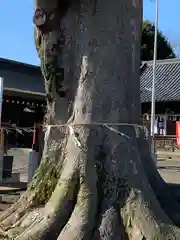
157, 151, 180, 184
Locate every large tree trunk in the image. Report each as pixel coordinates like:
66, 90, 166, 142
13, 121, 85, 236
1, 0, 180, 239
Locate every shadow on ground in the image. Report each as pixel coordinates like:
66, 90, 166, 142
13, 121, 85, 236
158, 166, 180, 173
158, 158, 166, 161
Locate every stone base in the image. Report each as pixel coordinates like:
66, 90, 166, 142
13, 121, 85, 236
156, 136, 178, 152
28, 151, 39, 183
2, 172, 20, 184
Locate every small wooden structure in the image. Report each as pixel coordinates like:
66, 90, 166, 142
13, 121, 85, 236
0, 58, 46, 182
141, 58, 180, 150
0, 58, 46, 148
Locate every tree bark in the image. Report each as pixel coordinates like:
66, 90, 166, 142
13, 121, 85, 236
1, 0, 180, 239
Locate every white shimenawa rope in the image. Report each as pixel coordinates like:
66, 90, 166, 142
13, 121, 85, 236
41, 122, 149, 148
42, 122, 144, 128
103, 124, 130, 139
68, 125, 82, 147
0, 124, 149, 172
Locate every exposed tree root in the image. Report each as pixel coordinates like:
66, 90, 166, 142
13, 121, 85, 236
1, 131, 180, 239
0, 127, 68, 234
0, 159, 61, 232
3, 126, 179, 239
57, 132, 98, 239
0, 203, 21, 227
3, 126, 99, 240
118, 126, 180, 239
13, 170, 79, 239
2, 0, 180, 238
138, 129, 180, 226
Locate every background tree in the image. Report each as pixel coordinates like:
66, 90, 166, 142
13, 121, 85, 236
141, 20, 176, 60
1, 1, 180, 239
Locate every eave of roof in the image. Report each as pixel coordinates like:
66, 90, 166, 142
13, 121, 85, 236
0, 58, 44, 99
3, 88, 46, 100
0, 58, 40, 70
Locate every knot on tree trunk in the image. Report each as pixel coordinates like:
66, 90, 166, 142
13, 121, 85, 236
33, 0, 72, 34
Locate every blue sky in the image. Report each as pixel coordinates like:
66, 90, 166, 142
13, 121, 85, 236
143, 0, 180, 47
0, 0, 179, 66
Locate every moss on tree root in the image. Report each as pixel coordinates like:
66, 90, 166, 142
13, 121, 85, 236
29, 159, 62, 205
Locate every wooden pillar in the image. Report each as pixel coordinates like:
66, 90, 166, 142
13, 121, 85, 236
28, 121, 42, 183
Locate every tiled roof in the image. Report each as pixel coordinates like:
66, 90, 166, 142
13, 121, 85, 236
0, 58, 40, 71
0, 58, 45, 99
2, 57, 180, 102
140, 58, 180, 103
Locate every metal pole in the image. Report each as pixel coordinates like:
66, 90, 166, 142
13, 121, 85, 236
150, 0, 159, 155
0, 77, 3, 125
0, 77, 4, 182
